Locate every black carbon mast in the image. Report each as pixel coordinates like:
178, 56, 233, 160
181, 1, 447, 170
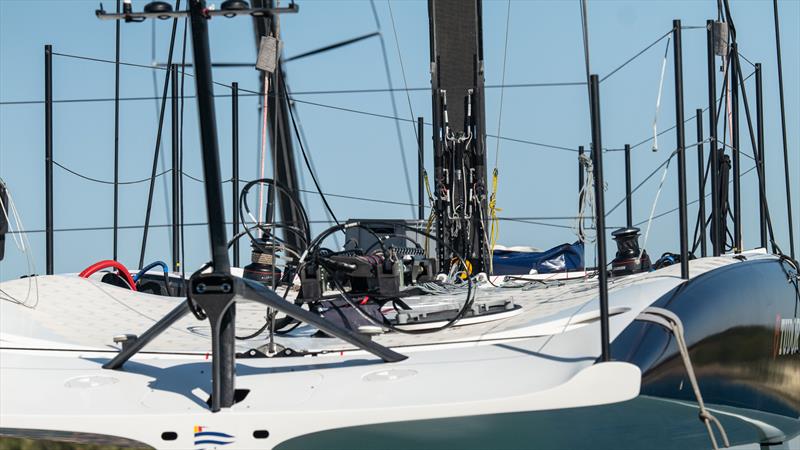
428, 0, 489, 274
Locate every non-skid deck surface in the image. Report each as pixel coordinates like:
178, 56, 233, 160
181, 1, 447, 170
0, 255, 745, 354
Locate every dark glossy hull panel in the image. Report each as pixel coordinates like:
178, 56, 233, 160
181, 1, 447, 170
612, 258, 800, 418
274, 396, 800, 450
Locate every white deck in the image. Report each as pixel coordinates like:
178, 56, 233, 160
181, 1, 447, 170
0, 253, 756, 355
0, 251, 777, 449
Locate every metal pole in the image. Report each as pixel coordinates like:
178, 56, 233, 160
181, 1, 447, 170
706, 20, 721, 257
696, 109, 707, 257
755, 63, 767, 249
731, 43, 742, 253
772, 0, 795, 259
45, 44, 54, 275
418, 116, 425, 221
113, 0, 120, 261
189, 1, 229, 273
171, 65, 180, 272
232, 82, 240, 267
673, 20, 689, 279
188, 0, 233, 409
578, 145, 585, 210
588, 74, 610, 362
733, 56, 777, 255
624, 144, 632, 228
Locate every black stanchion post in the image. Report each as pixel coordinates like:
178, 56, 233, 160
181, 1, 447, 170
232, 82, 240, 267
578, 145, 585, 210
673, 20, 689, 280
578, 146, 585, 189
588, 75, 610, 362
696, 109, 707, 257
731, 43, 742, 253
113, 0, 121, 261
624, 144, 632, 228
45, 44, 54, 275
171, 65, 180, 272
706, 20, 721, 257
417, 116, 425, 221
755, 63, 767, 249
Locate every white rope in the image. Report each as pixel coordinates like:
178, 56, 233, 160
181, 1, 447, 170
642, 150, 676, 251
0, 180, 39, 309
256, 74, 270, 234
651, 37, 671, 152
636, 307, 731, 449
575, 152, 596, 243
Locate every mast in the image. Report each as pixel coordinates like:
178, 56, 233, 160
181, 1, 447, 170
428, 0, 488, 274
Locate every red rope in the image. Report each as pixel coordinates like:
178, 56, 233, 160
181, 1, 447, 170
78, 259, 137, 291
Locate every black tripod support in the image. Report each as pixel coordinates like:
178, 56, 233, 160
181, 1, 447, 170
98, 0, 404, 413
103, 276, 405, 411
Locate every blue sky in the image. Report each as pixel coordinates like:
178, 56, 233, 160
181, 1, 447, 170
1, 0, 798, 280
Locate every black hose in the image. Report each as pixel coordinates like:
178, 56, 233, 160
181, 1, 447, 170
303, 220, 475, 335
283, 81, 342, 229
238, 178, 311, 255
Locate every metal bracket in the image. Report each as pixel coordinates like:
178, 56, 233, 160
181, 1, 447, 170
95, 3, 299, 21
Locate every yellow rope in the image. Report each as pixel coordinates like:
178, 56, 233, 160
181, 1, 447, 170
424, 209, 436, 256
423, 169, 437, 255
489, 168, 501, 256
423, 169, 435, 205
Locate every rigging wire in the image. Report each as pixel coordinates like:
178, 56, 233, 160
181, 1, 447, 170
5, 54, 601, 155
635, 165, 758, 228
0, 81, 589, 106
138, 0, 182, 269
283, 81, 341, 228
606, 139, 708, 218
370, 0, 415, 216
150, 20, 173, 244
288, 99, 340, 248
640, 150, 676, 252
579, 0, 592, 96
607, 69, 756, 152
30, 23, 679, 103
489, 0, 513, 269
385, 0, 418, 140
493, 0, 513, 170
53, 160, 171, 185
600, 29, 672, 83
5, 215, 590, 236
772, 0, 796, 260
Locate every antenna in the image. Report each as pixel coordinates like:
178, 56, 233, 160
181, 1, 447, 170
95, 0, 404, 413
